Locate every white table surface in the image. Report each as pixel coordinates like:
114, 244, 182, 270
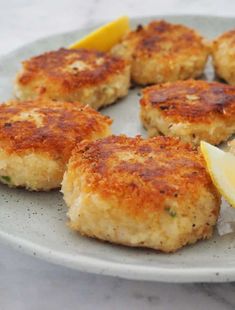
1, 1, 235, 309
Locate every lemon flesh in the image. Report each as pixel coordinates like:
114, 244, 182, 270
69, 16, 130, 52
200, 141, 235, 208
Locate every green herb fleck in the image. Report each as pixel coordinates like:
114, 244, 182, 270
1, 176, 11, 183
165, 207, 177, 218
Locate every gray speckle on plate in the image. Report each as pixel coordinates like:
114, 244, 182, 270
0, 15, 235, 283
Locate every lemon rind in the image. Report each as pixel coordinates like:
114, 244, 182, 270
69, 16, 130, 52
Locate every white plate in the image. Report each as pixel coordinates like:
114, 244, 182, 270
1, 15, 235, 283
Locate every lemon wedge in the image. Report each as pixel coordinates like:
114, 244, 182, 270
69, 16, 130, 52
200, 141, 235, 207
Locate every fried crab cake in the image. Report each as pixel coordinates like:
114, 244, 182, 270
212, 29, 235, 85
62, 135, 220, 253
140, 80, 235, 145
0, 98, 111, 191
15, 48, 130, 109
111, 20, 209, 85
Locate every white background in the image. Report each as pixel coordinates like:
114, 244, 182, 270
1, 1, 235, 309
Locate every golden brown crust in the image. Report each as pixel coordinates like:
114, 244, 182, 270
0, 98, 112, 162
214, 29, 235, 44
212, 29, 235, 85
128, 20, 208, 58
68, 135, 218, 217
17, 48, 127, 90
112, 20, 209, 85
141, 80, 235, 123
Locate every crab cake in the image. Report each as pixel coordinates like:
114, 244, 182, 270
212, 30, 235, 85
15, 48, 130, 110
140, 80, 235, 145
62, 135, 220, 253
0, 98, 111, 191
111, 20, 209, 85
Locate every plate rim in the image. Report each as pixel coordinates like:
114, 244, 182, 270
0, 229, 233, 283
1, 13, 235, 283
1, 13, 235, 60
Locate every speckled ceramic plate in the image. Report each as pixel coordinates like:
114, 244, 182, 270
1, 15, 235, 283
